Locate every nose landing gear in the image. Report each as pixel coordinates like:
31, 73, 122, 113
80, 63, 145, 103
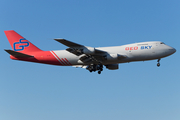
157, 59, 161, 67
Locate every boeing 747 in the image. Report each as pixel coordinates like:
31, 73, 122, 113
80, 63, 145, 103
4, 30, 176, 74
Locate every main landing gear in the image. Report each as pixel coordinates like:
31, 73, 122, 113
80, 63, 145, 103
157, 58, 161, 67
86, 64, 103, 74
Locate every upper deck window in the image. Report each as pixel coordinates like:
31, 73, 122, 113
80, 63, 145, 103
137, 44, 148, 46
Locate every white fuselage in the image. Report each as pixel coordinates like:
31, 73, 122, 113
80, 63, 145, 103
52, 41, 176, 66
5, 30, 176, 73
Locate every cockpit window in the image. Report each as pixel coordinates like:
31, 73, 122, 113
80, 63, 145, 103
160, 42, 165, 44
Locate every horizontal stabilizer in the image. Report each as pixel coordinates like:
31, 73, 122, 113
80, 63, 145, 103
5, 49, 33, 58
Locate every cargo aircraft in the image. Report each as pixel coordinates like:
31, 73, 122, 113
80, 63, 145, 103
4, 30, 176, 74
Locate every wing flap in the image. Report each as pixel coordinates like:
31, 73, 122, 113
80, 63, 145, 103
79, 55, 93, 63
66, 48, 83, 56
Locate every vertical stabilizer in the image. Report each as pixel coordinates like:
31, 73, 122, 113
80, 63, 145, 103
4, 30, 42, 53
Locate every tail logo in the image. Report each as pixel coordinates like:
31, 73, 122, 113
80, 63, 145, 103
13, 38, 29, 51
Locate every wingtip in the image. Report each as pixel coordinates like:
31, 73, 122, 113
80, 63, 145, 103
54, 38, 66, 41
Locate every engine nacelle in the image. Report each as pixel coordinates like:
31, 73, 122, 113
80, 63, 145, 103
83, 47, 95, 55
105, 54, 120, 60
105, 64, 119, 70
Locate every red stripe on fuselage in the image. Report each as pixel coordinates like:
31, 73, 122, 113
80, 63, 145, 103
59, 58, 67, 65
51, 51, 64, 65
61, 58, 69, 65
64, 58, 72, 65
51, 51, 70, 66
50, 51, 63, 65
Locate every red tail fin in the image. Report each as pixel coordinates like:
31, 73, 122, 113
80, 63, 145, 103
4, 30, 42, 53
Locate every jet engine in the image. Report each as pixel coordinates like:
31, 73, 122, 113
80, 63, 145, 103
82, 47, 95, 55
105, 64, 119, 70
105, 54, 120, 60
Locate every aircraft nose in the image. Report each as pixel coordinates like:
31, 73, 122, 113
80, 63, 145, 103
169, 47, 176, 54
173, 48, 176, 53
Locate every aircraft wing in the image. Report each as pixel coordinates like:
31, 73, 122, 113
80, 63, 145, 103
54, 38, 106, 56
54, 39, 126, 64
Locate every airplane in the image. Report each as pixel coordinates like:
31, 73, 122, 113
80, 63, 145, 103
4, 30, 176, 74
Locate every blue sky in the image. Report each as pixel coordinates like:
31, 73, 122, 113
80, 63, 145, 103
0, 0, 180, 120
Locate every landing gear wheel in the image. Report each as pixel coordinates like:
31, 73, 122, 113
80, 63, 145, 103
157, 63, 160, 67
100, 68, 103, 71
87, 63, 103, 74
157, 59, 161, 67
